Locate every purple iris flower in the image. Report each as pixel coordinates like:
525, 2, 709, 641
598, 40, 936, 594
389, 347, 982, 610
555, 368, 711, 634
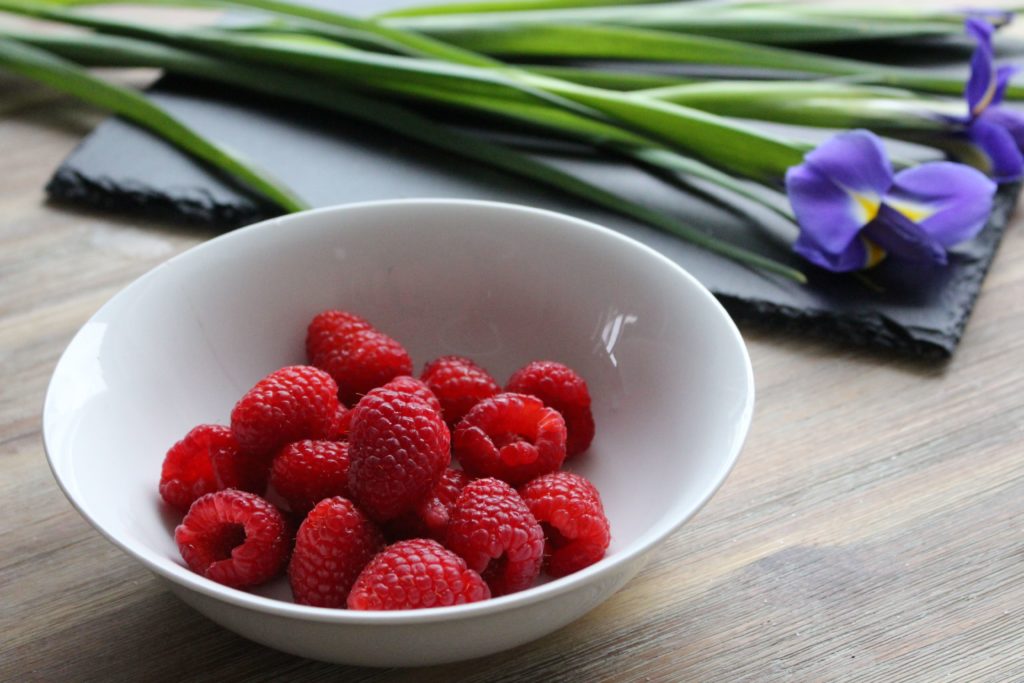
962, 8, 1014, 28
786, 130, 996, 272
961, 17, 1024, 182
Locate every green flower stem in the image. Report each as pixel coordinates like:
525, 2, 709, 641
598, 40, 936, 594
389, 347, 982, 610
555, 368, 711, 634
185, 20, 799, 219
31, 0, 499, 65
381, 4, 963, 45
18, 0, 622, 123
369, 21, 1024, 101
521, 72, 810, 181
637, 81, 959, 131
384, 22, 878, 75
378, 0, 677, 19
169, 8, 798, 217
0, 1, 534, 99
520, 64, 694, 91
766, 3, 1011, 27
0, 30, 807, 282
0, 0, 813, 182
381, 0, 996, 27
0, 36, 305, 212
358, 79, 796, 220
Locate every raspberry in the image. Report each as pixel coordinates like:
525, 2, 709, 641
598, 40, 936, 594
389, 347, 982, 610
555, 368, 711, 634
209, 433, 269, 496
288, 496, 384, 607
174, 490, 289, 588
329, 405, 352, 440
305, 309, 373, 363
452, 393, 566, 486
311, 328, 413, 406
506, 361, 595, 458
381, 375, 442, 415
518, 472, 610, 577
348, 538, 490, 610
445, 478, 544, 596
160, 424, 227, 512
270, 440, 350, 515
230, 365, 341, 459
384, 468, 472, 541
420, 356, 500, 428
347, 387, 450, 521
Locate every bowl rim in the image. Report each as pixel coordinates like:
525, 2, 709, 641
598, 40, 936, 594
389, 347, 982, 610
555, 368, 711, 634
42, 198, 754, 625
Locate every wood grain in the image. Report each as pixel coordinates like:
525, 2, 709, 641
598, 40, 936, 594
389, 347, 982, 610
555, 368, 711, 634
2, 10, 1023, 682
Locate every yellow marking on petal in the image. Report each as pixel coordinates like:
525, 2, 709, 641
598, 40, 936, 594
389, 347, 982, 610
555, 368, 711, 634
887, 199, 936, 224
861, 237, 887, 269
973, 78, 998, 116
851, 192, 881, 225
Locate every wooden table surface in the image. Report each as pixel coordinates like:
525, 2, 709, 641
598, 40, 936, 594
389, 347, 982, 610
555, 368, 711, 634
3, 10, 1024, 682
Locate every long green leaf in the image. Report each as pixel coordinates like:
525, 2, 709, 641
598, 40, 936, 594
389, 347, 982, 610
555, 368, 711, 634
0, 36, 305, 212
207, 0, 504, 66
374, 22, 877, 77
0, 1, 549, 102
380, 21, 1024, 100
762, 3, 1011, 27
168, 16, 797, 220
0, 0, 815, 180
1, 29, 807, 282
638, 80, 958, 131
349, 76, 796, 220
379, 0, 678, 18
30, 0, 499, 65
383, 4, 963, 44
26, 0, 618, 121
524, 64, 694, 90
521, 73, 809, 180
16, 0, 1009, 102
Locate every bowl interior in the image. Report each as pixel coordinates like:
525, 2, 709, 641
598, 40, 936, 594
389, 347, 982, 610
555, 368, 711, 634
43, 199, 752, 615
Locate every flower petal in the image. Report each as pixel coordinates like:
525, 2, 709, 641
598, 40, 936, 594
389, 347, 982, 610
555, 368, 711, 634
801, 129, 894, 200
965, 17, 998, 116
981, 104, 1024, 149
992, 65, 1018, 108
862, 205, 947, 265
793, 231, 880, 273
965, 115, 1024, 182
888, 161, 997, 247
785, 165, 869, 257
963, 9, 1015, 29
785, 130, 893, 255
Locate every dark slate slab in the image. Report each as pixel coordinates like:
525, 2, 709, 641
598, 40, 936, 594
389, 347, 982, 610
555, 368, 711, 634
45, 2, 1021, 359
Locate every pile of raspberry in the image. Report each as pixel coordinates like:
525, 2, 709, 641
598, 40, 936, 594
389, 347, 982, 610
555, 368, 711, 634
161, 310, 610, 610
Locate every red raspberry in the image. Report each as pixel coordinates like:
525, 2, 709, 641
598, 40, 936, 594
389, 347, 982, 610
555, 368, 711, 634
420, 356, 500, 428
311, 327, 413, 406
305, 309, 372, 363
209, 434, 270, 495
506, 361, 595, 458
270, 440, 350, 515
230, 365, 341, 458
381, 375, 442, 415
160, 424, 228, 512
288, 496, 384, 607
174, 490, 289, 588
329, 405, 352, 440
518, 472, 610, 577
445, 478, 544, 596
452, 393, 566, 486
347, 387, 450, 521
384, 468, 472, 541
347, 538, 490, 610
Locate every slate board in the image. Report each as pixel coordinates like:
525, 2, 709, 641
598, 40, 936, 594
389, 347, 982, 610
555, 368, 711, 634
44, 3, 1022, 359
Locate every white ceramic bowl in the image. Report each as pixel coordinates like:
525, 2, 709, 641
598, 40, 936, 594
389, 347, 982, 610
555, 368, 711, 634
42, 199, 753, 667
